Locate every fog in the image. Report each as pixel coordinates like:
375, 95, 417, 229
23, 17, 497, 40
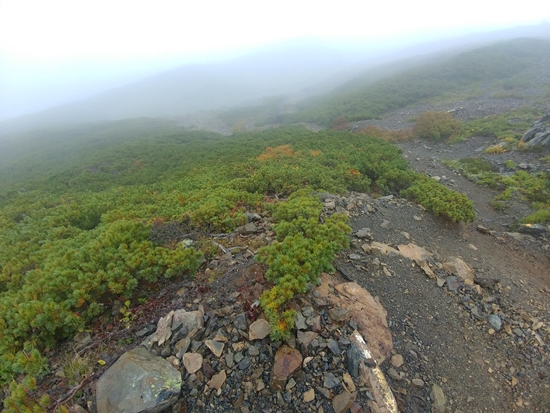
1, 0, 549, 128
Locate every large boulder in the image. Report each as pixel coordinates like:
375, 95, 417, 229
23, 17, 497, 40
96, 347, 182, 413
521, 114, 550, 148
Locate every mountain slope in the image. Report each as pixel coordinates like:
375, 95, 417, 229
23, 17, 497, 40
287, 38, 550, 126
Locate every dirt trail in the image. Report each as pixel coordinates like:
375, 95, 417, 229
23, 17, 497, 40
335, 106, 550, 411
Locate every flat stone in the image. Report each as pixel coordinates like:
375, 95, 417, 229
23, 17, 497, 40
136, 324, 156, 338
349, 254, 362, 260
443, 257, 474, 283
342, 373, 356, 392
249, 319, 271, 340
174, 338, 191, 358
380, 220, 391, 229
272, 345, 302, 390
324, 372, 340, 389
387, 367, 401, 381
239, 357, 252, 371
182, 353, 203, 374
96, 347, 181, 413
356, 228, 371, 239
328, 307, 351, 322
446, 276, 460, 292
207, 370, 226, 390
391, 354, 404, 368
233, 313, 248, 331
297, 330, 319, 347
295, 311, 308, 330
243, 222, 257, 233
412, 378, 425, 388
248, 345, 260, 356
327, 339, 340, 355
430, 384, 447, 413
303, 388, 315, 402
487, 314, 502, 331
205, 340, 225, 357
171, 308, 204, 337
225, 351, 234, 368
155, 310, 175, 346
332, 391, 357, 413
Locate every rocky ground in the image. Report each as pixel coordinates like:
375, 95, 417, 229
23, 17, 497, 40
36, 102, 550, 413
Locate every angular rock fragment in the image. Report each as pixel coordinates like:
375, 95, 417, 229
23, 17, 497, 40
271, 345, 302, 391
249, 319, 271, 340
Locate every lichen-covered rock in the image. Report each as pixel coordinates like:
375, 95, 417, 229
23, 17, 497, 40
96, 347, 182, 413
521, 114, 550, 148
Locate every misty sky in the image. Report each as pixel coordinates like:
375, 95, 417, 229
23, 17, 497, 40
1, 0, 549, 121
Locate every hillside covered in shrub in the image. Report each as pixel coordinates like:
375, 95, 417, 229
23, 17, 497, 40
0, 121, 476, 409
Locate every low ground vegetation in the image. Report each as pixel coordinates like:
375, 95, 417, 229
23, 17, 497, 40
444, 157, 550, 224
0, 123, 476, 410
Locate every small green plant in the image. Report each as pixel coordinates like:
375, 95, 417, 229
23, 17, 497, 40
2, 376, 50, 413
504, 160, 517, 169
120, 300, 135, 328
118, 337, 135, 346
484, 145, 506, 154
257, 190, 350, 339
63, 353, 94, 385
401, 176, 475, 223
411, 111, 462, 142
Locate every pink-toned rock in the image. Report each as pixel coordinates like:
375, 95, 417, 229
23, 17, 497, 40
182, 353, 202, 374
271, 345, 302, 391
315, 274, 392, 364
207, 370, 226, 390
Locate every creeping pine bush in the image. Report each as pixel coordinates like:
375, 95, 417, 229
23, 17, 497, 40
412, 111, 462, 142
257, 190, 350, 339
401, 176, 475, 223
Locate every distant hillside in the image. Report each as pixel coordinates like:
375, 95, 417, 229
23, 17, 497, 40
0, 41, 367, 135
286, 38, 550, 126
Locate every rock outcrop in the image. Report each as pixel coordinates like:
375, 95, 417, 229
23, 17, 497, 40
95, 347, 182, 413
521, 114, 550, 148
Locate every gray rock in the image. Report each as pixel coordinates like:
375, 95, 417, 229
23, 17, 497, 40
327, 339, 340, 355
487, 314, 502, 331
249, 319, 271, 340
446, 276, 460, 292
521, 114, 550, 148
239, 357, 252, 370
234, 313, 248, 331
225, 351, 234, 368
295, 311, 308, 330
516, 224, 548, 239
171, 308, 204, 336
205, 340, 224, 357
96, 347, 181, 413
356, 228, 372, 239
136, 324, 156, 338
323, 372, 340, 389
248, 345, 260, 356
